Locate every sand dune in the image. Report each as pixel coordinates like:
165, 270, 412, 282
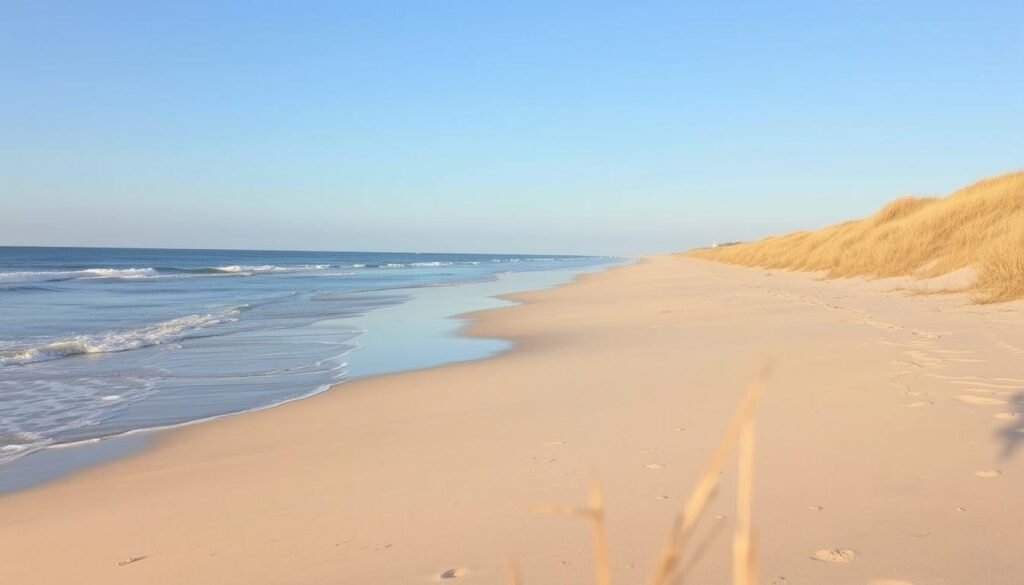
689, 172, 1024, 302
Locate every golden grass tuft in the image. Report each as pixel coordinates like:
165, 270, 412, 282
687, 171, 1024, 303
534, 366, 769, 585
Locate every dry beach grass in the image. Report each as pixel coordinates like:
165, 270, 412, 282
536, 367, 768, 585
689, 172, 1024, 302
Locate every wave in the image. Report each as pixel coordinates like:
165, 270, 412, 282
0, 267, 159, 284
0, 307, 245, 366
357, 261, 454, 269
0, 431, 48, 465
0, 284, 66, 293
0, 264, 337, 284
211, 264, 331, 274
0, 257, 572, 286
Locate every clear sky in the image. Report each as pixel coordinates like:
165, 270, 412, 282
2, 1, 1022, 255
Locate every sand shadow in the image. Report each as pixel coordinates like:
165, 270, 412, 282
996, 391, 1024, 460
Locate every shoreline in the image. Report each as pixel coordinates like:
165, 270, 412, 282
2, 255, 1022, 584
0, 260, 619, 493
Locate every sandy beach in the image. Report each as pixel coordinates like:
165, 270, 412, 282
2, 255, 1022, 585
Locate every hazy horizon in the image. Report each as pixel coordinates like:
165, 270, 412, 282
0, 243, 617, 257
3, 1, 1022, 255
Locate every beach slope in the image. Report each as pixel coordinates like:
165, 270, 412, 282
2, 256, 1023, 584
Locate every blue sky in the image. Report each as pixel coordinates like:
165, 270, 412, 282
2, 1, 1021, 255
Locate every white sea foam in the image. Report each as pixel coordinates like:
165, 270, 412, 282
0, 267, 159, 284
81, 268, 159, 279
0, 431, 48, 464
213, 264, 331, 274
216, 264, 274, 273
0, 431, 41, 447
0, 307, 244, 366
0, 265, 343, 284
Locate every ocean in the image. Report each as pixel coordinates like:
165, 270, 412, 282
0, 246, 617, 485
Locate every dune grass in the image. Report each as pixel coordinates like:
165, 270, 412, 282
530, 366, 769, 585
687, 172, 1024, 303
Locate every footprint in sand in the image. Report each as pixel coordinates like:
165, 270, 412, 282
540, 441, 564, 446
954, 395, 1007, 406
808, 505, 824, 512
974, 470, 1002, 478
811, 549, 855, 563
900, 401, 933, 408
995, 412, 1020, 420
439, 567, 469, 579
645, 463, 665, 470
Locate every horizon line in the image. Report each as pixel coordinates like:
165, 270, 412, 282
0, 243, 622, 259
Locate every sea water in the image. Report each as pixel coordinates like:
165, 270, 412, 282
0, 246, 618, 484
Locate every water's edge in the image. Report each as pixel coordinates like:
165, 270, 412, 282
0, 260, 627, 494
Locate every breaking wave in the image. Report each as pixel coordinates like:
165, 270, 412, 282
0, 268, 159, 283
0, 307, 246, 366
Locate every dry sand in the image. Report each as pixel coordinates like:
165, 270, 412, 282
1, 256, 1023, 585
